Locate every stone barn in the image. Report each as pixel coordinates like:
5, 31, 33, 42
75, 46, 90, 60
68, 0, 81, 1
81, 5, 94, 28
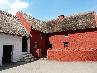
0, 10, 29, 65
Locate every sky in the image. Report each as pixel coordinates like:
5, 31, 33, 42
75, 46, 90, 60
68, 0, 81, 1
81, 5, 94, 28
0, 0, 97, 20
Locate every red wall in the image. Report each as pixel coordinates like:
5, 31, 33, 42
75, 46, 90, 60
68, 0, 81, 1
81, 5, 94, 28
16, 12, 31, 32
30, 29, 49, 59
16, 12, 49, 59
48, 29, 97, 61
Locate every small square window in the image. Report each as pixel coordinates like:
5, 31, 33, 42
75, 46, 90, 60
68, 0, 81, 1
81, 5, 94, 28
34, 41, 39, 48
64, 42, 69, 47
48, 44, 52, 48
40, 34, 42, 40
64, 33, 68, 37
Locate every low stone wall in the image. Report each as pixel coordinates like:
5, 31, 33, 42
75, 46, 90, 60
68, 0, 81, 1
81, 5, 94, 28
47, 49, 97, 61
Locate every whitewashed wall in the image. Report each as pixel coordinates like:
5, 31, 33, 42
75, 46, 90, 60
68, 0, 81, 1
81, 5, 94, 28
0, 33, 22, 66
27, 38, 30, 52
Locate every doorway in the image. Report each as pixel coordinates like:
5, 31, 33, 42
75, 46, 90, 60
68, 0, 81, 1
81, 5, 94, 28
22, 36, 27, 52
2, 45, 13, 64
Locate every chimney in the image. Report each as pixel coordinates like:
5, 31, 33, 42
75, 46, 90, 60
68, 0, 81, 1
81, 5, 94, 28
58, 15, 65, 21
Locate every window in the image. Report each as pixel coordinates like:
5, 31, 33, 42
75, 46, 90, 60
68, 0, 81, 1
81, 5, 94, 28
64, 42, 69, 47
48, 44, 52, 48
34, 41, 39, 48
64, 33, 68, 37
40, 34, 42, 40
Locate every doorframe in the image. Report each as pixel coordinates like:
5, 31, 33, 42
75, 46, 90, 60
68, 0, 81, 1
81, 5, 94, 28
2, 45, 14, 64
22, 36, 28, 52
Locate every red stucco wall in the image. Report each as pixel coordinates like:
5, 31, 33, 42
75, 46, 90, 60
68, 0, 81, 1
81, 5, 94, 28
48, 29, 97, 61
16, 12, 49, 59
30, 29, 49, 59
16, 12, 31, 32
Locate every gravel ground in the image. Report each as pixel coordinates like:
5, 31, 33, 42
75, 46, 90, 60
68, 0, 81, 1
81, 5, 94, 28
0, 62, 28, 71
0, 60, 97, 73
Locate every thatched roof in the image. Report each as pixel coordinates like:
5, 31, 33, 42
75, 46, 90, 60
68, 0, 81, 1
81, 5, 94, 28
19, 12, 42, 31
42, 11, 97, 33
20, 11, 97, 33
0, 10, 30, 36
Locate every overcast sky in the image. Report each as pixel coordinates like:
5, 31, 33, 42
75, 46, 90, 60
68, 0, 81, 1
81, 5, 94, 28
0, 0, 97, 20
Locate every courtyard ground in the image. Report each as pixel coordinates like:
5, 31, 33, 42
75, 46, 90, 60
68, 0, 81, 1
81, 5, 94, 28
0, 60, 97, 73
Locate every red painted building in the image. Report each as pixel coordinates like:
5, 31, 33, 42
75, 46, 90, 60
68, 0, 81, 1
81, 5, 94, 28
30, 29, 49, 59
16, 11, 97, 61
16, 12, 49, 59
48, 29, 97, 61
47, 11, 97, 61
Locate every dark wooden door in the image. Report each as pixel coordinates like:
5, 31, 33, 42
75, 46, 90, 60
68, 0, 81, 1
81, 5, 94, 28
22, 36, 27, 52
2, 45, 12, 64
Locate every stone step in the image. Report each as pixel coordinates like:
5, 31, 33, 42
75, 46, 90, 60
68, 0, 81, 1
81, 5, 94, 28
22, 54, 33, 58
20, 52, 34, 62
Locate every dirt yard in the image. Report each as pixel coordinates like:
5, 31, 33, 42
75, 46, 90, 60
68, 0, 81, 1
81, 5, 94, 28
0, 60, 97, 73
